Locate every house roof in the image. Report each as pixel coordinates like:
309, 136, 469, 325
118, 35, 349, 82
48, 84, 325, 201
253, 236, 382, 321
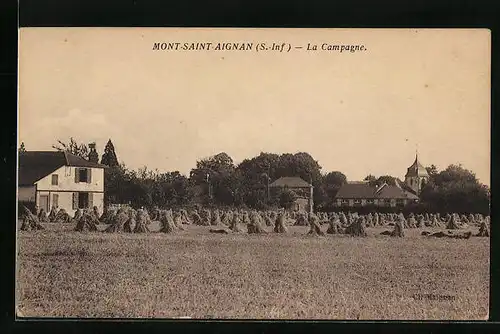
376, 183, 419, 200
396, 178, 418, 195
269, 176, 312, 188
335, 182, 376, 199
18, 151, 107, 186
334, 181, 418, 200
405, 154, 429, 177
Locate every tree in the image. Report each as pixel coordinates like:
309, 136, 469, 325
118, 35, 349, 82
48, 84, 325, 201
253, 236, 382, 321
236, 152, 281, 207
364, 174, 377, 184
100, 139, 119, 167
237, 152, 280, 183
276, 152, 324, 209
323, 171, 347, 198
103, 162, 129, 206
275, 152, 322, 186
18, 142, 26, 152
236, 152, 325, 209
278, 188, 298, 210
53, 137, 89, 159
152, 171, 193, 208
375, 175, 400, 187
420, 164, 490, 214
426, 164, 439, 176
189, 152, 237, 205
362, 174, 399, 187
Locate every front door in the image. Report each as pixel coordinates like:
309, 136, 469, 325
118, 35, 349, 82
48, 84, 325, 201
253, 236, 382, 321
39, 195, 49, 212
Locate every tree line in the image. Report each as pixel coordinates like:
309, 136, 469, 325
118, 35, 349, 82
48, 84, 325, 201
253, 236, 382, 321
26, 138, 490, 215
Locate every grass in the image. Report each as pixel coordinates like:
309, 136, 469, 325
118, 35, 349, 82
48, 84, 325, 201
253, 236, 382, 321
16, 223, 489, 320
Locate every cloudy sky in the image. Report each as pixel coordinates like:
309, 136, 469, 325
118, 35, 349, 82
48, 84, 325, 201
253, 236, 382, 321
18, 28, 490, 185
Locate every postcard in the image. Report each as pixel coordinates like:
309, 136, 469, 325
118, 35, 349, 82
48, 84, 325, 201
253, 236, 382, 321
17, 28, 490, 320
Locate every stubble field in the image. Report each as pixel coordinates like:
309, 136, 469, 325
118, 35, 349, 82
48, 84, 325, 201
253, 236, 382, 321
16, 223, 489, 320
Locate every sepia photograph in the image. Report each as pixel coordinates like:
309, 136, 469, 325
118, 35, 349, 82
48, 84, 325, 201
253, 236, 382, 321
16, 28, 490, 320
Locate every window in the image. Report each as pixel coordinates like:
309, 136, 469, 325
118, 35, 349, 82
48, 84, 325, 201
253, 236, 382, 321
52, 194, 59, 208
51, 174, 58, 185
75, 168, 92, 183
396, 199, 405, 206
79, 168, 88, 182
79, 193, 89, 208
73, 192, 93, 209
354, 199, 362, 205
366, 199, 374, 204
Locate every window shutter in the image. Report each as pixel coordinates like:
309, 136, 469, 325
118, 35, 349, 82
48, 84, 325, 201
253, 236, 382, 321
72, 192, 78, 209
88, 193, 93, 208
75, 168, 79, 183
87, 168, 92, 183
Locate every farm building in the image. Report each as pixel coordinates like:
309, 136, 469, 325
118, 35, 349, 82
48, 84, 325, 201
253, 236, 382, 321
18, 146, 107, 216
269, 176, 313, 212
334, 153, 428, 208
334, 181, 419, 208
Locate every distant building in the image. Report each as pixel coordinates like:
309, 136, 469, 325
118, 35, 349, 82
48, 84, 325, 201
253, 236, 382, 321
333, 152, 429, 208
404, 153, 429, 196
269, 176, 313, 212
18, 150, 107, 216
333, 181, 419, 208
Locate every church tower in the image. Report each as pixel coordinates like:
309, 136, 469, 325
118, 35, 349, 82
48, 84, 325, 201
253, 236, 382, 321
404, 152, 429, 196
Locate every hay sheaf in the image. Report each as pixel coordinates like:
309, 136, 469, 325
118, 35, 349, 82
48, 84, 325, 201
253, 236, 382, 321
211, 210, 222, 226
390, 219, 404, 237
53, 208, 72, 224
159, 210, 179, 233
123, 212, 136, 233
229, 213, 244, 233
326, 218, 344, 234
20, 206, 45, 231
428, 231, 472, 239
247, 211, 267, 234
446, 214, 460, 230
37, 209, 49, 223
133, 209, 150, 233
307, 213, 324, 236
476, 220, 490, 237
209, 228, 230, 234
191, 210, 204, 226
74, 211, 99, 232
48, 207, 58, 222
344, 217, 367, 237
273, 212, 288, 234
294, 212, 309, 226
104, 210, 129, 233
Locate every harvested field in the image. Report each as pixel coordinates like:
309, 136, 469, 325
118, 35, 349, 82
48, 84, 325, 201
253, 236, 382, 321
16, 223, 489, 320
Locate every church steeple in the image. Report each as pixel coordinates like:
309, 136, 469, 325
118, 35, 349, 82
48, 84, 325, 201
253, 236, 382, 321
404, 150, 429, 196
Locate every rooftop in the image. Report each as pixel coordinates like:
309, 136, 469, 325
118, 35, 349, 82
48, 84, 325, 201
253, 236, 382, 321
269, 176, 313, 188
18, 151, 107, 186
335, 181, 418, 200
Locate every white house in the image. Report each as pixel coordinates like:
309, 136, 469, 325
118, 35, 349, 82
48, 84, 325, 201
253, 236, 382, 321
18, 150, 107, 216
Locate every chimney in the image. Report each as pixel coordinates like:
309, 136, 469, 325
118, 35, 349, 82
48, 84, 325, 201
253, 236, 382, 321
88, 142, 99, 163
